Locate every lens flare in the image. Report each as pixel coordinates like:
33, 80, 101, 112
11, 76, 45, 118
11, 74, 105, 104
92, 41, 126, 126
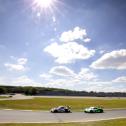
33, 0, 53, 8
30, 0, 63, 20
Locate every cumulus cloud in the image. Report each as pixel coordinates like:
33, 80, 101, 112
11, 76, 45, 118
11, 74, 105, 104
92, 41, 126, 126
99, 50, 106, 54
44, 78, 78, 89
90, 49, 126, 70
60, 27, 87, 42
12, 76, 42, 87
39, 66, 98, 84
38, 66, 98, 90
4, 64, 26, 71
77, 68, 98, 81
42, 78, 126, 92
0, 75, 42, 87
49, 66, 75, 77
44, 27, 94, 64
40, 73, 52, 80
40, 66, 126, 92
0, 76, 7, 85
84, 38, 91, 43
48, 66, 98, 81
1, 74, 126, 92
44, 42, 95, 64
4, 58, 28, 71
17, 58, 27, 65
112, 76, 126, 83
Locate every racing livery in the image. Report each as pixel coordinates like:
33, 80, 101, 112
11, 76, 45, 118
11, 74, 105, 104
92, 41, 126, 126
50, 106, 71, 113
84, 107, 104, 113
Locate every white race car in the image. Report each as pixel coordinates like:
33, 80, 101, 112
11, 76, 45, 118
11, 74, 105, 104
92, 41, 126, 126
84, 107, 104, 113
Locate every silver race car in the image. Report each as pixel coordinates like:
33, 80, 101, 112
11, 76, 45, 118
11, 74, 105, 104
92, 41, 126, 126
50, 106, 71, 113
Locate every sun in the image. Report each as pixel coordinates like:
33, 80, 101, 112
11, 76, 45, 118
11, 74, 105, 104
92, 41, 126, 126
33, 0, 54, 9
31, 0, 61, 17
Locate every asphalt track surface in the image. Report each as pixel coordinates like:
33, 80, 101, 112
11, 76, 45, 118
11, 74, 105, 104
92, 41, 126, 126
0, 109, 126, 123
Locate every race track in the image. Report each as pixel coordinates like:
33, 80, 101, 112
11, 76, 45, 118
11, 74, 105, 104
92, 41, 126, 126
0, 109, 126, 123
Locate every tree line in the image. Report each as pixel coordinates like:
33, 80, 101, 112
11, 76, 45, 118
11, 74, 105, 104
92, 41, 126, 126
0, 85, 126, 97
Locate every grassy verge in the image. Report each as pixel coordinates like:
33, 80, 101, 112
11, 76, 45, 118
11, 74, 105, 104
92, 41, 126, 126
0, 97, 126, 111
0, 118, 126, 126
0, 96, 11, 99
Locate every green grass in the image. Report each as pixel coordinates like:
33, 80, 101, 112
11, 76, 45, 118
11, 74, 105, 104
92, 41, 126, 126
0, 97, 126, 111
0, 96, 11, 98
0, 118, 126, 126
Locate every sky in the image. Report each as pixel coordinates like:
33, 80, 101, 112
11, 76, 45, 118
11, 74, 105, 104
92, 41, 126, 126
0, 0, 126, 92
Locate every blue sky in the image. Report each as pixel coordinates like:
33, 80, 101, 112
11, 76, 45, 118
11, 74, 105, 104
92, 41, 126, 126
0, 0, 126, 92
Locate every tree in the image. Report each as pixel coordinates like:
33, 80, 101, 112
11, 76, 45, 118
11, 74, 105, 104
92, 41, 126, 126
0, 87, 7, 94
24, 87, 37, 95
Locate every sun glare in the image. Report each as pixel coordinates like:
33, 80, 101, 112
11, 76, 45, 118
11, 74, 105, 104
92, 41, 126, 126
34, 0, 54, 8
31, 0, 62, 17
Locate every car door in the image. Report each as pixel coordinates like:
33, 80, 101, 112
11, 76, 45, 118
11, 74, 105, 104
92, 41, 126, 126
59, 107, 65, 112
93, 108, 98, 112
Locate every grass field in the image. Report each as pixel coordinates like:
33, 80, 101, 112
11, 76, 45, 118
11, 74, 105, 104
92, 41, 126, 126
0, 97, 126, 111
0, 118, 126, 126
0, 96, 11, 99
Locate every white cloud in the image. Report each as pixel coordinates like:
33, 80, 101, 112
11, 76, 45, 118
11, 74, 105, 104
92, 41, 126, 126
40, 66, 98, 82
4, 58, 28, 71
112, 76, 126, 83
12, 76, 42, 87
49, 66, 75, 77
77, 68, 98, 81
44, 66, 98, 82
80, 81, 126, 92
44, 42, 95, 64
40, 73, 52, 80
1, 73, 126, 92
84, 38, 91, 43
17, 58, 27, 65
42, 78, 126, 92
44, 78, 77, 89
4, 64, 26, 71
0, 75, 42, 87
99, 50, 106, 54
0, 76, 7, 85
39, 66, 126, 92
60, 27, 87, 42
44, 27, 94, 64
90, 49, 126, 70
38, 66, 99, 90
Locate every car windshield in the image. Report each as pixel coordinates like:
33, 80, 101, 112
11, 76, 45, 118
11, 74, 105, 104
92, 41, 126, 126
94, 108, 98, 109
58, 106, 65, 109
90, 107, 95, 109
